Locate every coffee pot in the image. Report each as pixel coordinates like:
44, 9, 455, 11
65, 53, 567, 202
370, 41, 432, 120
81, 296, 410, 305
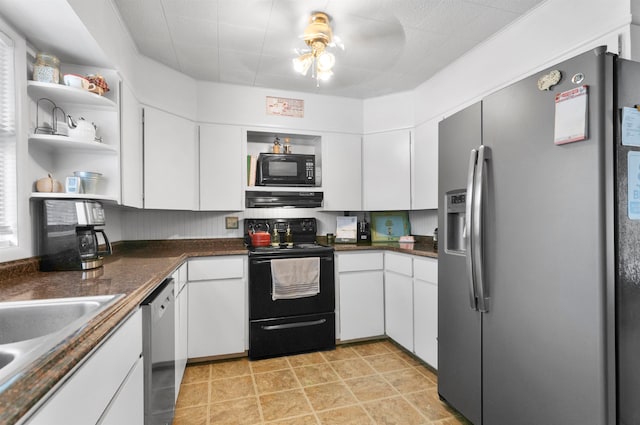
38, 200, 112, 271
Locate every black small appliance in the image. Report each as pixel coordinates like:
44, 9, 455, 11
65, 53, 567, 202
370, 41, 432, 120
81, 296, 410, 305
256, 153, 315, 186
38, 199, 112, 271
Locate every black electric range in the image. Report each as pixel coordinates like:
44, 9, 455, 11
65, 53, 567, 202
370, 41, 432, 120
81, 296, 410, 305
244, 217, 335, 359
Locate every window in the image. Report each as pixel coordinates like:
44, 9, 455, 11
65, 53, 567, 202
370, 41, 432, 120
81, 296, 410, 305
0, 29, 17, 248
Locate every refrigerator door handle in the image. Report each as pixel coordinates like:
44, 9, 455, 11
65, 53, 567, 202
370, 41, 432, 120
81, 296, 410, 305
473, 145, 491, 312
465, 148, 478, 310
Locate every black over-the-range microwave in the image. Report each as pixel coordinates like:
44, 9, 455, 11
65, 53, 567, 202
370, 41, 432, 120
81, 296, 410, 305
257, 153, 316, 186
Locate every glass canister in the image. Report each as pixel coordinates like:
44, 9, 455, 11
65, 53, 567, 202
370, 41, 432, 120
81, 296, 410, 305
33, 53, 60, 84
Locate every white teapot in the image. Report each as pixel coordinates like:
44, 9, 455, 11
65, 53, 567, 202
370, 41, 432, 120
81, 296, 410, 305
66, 115, 96, 142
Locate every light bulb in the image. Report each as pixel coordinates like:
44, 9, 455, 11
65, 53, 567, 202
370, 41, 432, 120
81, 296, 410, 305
292, 55, 313, 76
317, 69, 333, 81
316, 51, 335, 72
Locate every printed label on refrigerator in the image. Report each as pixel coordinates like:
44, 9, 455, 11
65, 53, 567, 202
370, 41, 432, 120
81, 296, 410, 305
621, 107, 640, 147
554, 85, 588, 145
628, 151, 640, 220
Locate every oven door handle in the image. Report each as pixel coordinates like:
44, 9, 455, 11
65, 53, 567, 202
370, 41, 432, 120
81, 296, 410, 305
251, 259, 274, 265
250, 257, 332, 265
261, 319, 327, 331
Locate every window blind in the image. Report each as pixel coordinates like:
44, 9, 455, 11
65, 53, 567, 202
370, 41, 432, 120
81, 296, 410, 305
0, 30, 17, 248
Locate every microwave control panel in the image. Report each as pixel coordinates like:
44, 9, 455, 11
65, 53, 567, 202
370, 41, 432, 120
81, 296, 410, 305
305, 159, 314, 181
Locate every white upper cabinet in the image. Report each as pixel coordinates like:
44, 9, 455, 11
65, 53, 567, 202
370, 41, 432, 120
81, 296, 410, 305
322, 133, 361, 211
199, 124, 243, 211
412, 120, 438, 209
120, 81, 143, 208
143, 106, 197, 210
362, 129, 412, 211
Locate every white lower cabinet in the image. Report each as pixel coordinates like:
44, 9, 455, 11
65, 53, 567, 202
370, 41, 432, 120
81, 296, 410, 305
98, 356, 144, 425
26, 309, 143, 425
187, 256, 246, 358
384, 252, 439, 368
414, 276, 438, 367
384, 252, 414, 352
336, 252, 385, 341
413, 256, 438, 367
173, 262, 188, 399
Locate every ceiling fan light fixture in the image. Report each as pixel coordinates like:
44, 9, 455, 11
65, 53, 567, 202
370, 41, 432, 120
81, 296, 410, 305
293, 11, 341, 86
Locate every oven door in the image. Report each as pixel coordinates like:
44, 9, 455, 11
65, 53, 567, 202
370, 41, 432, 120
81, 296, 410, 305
248, 251, 335, 320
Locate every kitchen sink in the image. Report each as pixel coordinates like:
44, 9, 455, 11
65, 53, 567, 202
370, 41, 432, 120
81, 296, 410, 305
0, 294, 123, 386
0, 352, 14, 370
0, 296, 120, 345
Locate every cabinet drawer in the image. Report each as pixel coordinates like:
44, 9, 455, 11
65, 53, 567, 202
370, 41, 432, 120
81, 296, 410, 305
414, 257, 438, 284
188, 256, 245, 281
385, 252, 413, 276
337, 252, 384, 272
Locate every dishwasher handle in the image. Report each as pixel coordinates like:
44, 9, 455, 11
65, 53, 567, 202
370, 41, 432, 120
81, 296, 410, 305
145, 278, 175, 321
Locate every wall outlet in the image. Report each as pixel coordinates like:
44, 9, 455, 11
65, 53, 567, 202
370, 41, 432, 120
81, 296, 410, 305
225, 216, 239, 229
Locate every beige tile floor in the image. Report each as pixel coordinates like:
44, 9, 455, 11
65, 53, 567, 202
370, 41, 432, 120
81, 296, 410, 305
172, 339, 470, 425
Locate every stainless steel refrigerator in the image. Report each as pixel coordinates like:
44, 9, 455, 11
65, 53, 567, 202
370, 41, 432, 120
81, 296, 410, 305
438, 46, 640, 425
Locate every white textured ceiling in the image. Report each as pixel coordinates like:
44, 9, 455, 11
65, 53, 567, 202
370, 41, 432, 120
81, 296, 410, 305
115, 0, 546, 98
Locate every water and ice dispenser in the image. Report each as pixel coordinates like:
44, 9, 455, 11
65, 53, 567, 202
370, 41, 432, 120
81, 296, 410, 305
445, 189, 466, 254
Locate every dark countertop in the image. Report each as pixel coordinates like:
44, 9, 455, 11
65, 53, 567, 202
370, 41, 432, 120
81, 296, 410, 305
0, 238, 437, 424
332, 241, 438, 258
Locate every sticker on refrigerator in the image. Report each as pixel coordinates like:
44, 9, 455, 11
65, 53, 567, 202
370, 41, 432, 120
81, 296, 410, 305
554, 85, 588, 145
628, 151, 640, 220
621, 107, 640, 147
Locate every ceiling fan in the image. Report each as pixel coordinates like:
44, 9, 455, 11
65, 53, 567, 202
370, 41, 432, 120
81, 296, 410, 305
292, 11, 344, 86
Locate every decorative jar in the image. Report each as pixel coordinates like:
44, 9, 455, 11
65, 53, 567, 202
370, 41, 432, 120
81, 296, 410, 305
33, 53, 60, 84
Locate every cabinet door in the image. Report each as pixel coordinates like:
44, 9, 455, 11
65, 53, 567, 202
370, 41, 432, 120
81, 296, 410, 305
174, 263, 188, 398
412, 120, 438, 209
323, 133, 362, 211
98, 356, 144, 425
362, 129, 411, 210
414, 279, 438, 368
384, 271, 414, 351
199, 124, 242, 210
339, 270, 384, 341
188, 278, 245, 358
27, 310, 142, 425
143, 107, 197, 210
120, 81, 143, 208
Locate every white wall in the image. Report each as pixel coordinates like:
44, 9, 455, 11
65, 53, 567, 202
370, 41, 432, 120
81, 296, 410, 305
197, 81, 363, 134
68, 0, 364, 133
363, 90, 414, 135
68, 0, 198, 120
413, 0, 631, 126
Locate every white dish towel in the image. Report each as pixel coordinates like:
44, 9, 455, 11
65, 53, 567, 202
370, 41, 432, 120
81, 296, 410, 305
271, 257, 320, 300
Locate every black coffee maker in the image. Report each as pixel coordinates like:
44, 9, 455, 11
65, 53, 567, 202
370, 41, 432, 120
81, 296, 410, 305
38, 200, 112, 271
